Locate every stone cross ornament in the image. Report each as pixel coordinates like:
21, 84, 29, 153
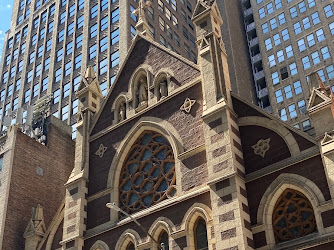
133, 0, 152, 22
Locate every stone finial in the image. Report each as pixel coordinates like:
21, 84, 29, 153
133, 0, 153, 39
309, 72, 327, 93
84, 65, 96, 83
24, 204, 46, 249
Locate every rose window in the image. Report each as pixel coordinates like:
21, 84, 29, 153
119, 131, 176, 214
273, 189, 317, 243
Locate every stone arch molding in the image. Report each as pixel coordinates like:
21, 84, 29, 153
148, 217, 176, 248
181, 203, 213, 249
107, 117, 184, 220
238, 116, 300, 157
90, 240, 110, 250
114, 229, 141, 250
257, 173, 326, 247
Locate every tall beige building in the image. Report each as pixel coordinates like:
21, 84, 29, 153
0, 0, 197, 139
242, 0, 334, 132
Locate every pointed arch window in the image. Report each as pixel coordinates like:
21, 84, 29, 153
126, 242, 135, 250
119, 131, 176, 215
195, 218, 208, 250
159, 231, 169, 249
273, 189, 317, 243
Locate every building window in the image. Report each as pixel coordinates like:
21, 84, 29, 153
272, 72, 279, 85
130, 5, 137, 22
302, 119, 311, 130
321, 46, 331, 60
294, 22, 302, 34
111, 50, 119, 68
284, 85, 293, 99
53, 89, 60, 104
89, 44, 97, 60
302, 56, 311, 70
100, 36, 108, 53
279, 108, 287, 121
310, 52, 320, 66
112, 8, 119, 23
298, 100, 306, 114
293, 81, 302, 95
275, 89, 283, 103
311, 12, 320, 25
33, 84, 40, 97
273, 189, 316, 243
99, 58, 108, 75
76, 34, 83, 48
289, 63, 298, 76
288, 104, 297, 118
306, 34, 315, 47
195, 218, 208, 250
100, 16, 108, 31
91, 4, 98, 18
297, 39, 306, 52
24, 90, 31, 103
316, 29, 325, 42
90, 24, 98, 38
100, 81, 108, 96
65, 61, 72, 76
326, 65, 334, 79
159, 231, 169, 249
119, 131, 176, 214
324, 5, 333, 18
42, 77, 48, 92
262, 23, 269, 34
111, 28, 119, 45
62, 105, 69, 121
63, 82, 71, 98
75, 54, 82, 69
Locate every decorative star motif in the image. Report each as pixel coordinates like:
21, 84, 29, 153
95, 144, 107, 158
252, 138, 271, 158
180, 98, 196, 113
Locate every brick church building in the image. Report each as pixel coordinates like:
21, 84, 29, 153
12, 0, 334, 249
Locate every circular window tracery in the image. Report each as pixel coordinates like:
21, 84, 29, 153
273, 189, 317, 243
119, 131, 176, 214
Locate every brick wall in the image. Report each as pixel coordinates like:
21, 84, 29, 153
2, 121, 74, 249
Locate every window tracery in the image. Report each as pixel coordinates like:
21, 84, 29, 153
119, 131, 176, 215
273, 189, 317, 243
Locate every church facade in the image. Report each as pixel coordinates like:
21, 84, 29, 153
19, 1, 334, 250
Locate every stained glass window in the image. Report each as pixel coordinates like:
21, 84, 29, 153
119, 131, 176, 214
159, 231, 169, 249
273, 189, 316, 243
195, 218, 208, 250
126, 242, 135, 250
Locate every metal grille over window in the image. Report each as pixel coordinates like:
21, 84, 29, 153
273, 189, 317, 243
119, 131, 176, 214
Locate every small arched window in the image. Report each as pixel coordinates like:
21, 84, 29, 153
159, 231, 169, 249
195, 218, 208, 250
273, 189, 317, 243
119, 131, 176, 215
126, 242, 135, 250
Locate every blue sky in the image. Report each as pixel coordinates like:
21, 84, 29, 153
0, 1, 13, 62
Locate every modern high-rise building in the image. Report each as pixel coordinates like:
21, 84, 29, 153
0, 0, 198, 139
241, 0, 334, 133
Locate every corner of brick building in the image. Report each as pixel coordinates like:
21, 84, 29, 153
1, 116, 75, 249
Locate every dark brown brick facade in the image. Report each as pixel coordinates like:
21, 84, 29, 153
322, 209, 334, 228
2, 123, 74, 249
246, 155, 331, 225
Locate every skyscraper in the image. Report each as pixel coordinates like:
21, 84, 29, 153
0, 0, 197, 139
241, 0, 334, 133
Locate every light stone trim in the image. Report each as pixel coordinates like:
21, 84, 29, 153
114, 230, 140, 250
106, 117, 184, 221
178, 143, 205, 160
85, 187, 210, 239
256, 173, 327, 248
90, 240, 110, 250
148, 218, 175, 249
238, 116, 301, 157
